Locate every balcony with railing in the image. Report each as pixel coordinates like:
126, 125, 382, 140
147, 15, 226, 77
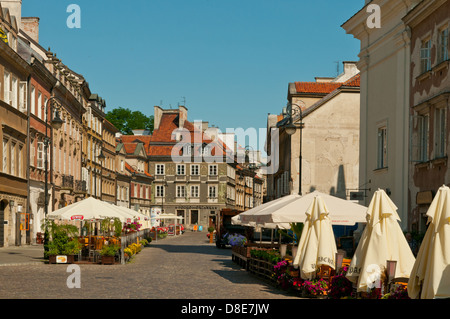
61, 175, 74, 190
75, 180, 87, 193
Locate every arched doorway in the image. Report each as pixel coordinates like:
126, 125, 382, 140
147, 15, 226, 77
0, 200, 8, 247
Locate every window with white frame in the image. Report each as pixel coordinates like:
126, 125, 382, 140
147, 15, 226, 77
37, 141, 44, 169
435, 107, 447, 158
2, 139, 7, 173
209, 164, 217, 176
30, 138, 35, 167
420, 39, 432, 73
377, 126, 388, 169
156, 185, 165, 197
30, 86, 35, 115
438, 26, 449, 63
190, 185, 199, 198
176, 185, 186, 197
3, 71, 10, 104
18, 144, 23, 177
191, 164, 199, 175
44, 97, 48, 120
11, 75, 17, 109
203, 145, 210, 156
19, 81, 26, 112
156, 164, 165, 175
177, 164, 185, 175
10, 142, 15, 175
208, 186, 217, 198
37, 91, 42, 119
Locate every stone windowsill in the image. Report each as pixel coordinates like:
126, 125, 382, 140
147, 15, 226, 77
373, 167, 388, 173
416, 70, 432, 82
433, 59, 449, 74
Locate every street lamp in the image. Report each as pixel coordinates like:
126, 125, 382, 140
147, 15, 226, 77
43, 96, 64, 257
43, 96, 65, 218
277, 102, 304, 195
245, 146, 257, 208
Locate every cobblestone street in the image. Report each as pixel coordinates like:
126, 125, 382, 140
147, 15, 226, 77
0, 232, 298, 300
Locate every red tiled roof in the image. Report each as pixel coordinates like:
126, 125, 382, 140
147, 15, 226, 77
118, 111, 232, 158
125, 162, 135, 173
125, 162, 153, 178
148, 112, 229, 157
295, 82, 343, 94
341, 73, 360, 87
122, 143, 137, 155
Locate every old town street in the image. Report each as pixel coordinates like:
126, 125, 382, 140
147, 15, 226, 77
0, 232, 298, 300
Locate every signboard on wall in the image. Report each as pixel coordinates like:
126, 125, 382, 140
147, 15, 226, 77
19, 213, 29, 231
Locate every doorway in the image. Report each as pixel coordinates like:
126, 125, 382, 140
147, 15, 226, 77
0, 200, 7, 247
190, 210, 198, 225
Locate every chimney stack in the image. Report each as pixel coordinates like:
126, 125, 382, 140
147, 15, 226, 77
21, 17, 39, 43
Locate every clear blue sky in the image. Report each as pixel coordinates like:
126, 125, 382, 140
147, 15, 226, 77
22, 0, 362, 140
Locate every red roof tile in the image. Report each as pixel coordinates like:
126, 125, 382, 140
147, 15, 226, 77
341, 74, 360, 87
295, 82, 343, 94
122, 143, 137, 155
118, 110, 232, 158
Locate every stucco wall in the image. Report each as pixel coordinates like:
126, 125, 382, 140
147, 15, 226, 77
290, 91, 360, 199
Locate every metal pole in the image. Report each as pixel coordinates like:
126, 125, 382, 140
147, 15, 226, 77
299, 117, 303, 196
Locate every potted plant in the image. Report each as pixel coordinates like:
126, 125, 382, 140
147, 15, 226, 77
61, 239, 82, 264
45, 222, 80, 264
99, 244, 120, 265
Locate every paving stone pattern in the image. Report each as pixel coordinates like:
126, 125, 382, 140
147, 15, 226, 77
0, 232, 299, 299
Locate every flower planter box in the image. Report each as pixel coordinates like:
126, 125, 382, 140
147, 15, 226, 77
101, 255, 115, 265
48, 255, 75, 264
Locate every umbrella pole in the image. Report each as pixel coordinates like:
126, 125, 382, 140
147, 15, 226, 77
260, 229, 262, 246
271, 229, 274, 247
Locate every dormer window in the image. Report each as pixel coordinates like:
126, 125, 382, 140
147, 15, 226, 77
202, 144, 211, 156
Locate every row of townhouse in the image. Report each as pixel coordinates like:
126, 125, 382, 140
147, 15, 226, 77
119, 105, 264, 230
0, 1, 154, 247
266, 0, 449, 235
0, 1, 265, 246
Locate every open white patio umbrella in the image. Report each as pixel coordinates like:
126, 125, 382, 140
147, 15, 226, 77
47, 196, 129, 222
408, 185, 450, 299
346, 189, 415, 292
157, 213, 183, 235
109, 204, 150, 229
231, 214, 290, 230
293, 195, 337, 279
238, 194, 301, 225
242, 192, 367, 226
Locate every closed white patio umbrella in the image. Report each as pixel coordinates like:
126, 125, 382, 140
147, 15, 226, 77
346, 189, 415, 292
408, 185, 450, 299
293, 195, 337, 279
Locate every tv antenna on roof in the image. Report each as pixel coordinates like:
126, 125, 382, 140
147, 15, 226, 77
181, 96, 186, 106
335, 61, 340, 77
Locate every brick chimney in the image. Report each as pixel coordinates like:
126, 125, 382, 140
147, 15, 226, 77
178, 105, 188, 129
21, 17, 39, 43
153, 105, 163, 130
